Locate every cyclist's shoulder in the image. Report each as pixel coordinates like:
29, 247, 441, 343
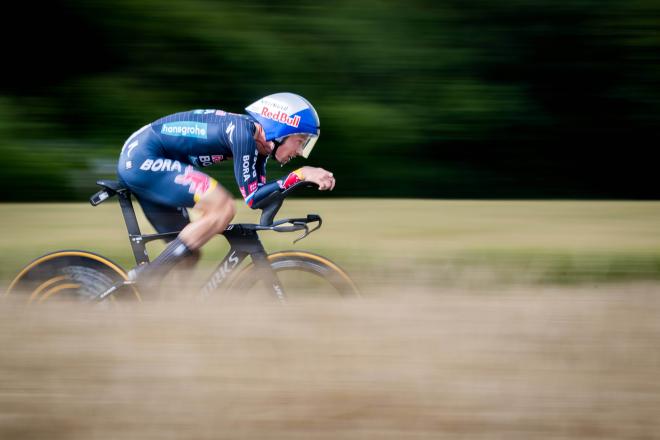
150, 109, 225, 124
150, 109, 253, 130
222, 112, 258, 150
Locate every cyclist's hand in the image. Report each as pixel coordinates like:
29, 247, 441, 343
300, 166, 336, 190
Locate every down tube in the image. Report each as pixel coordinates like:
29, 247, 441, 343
199, 249, 249, 298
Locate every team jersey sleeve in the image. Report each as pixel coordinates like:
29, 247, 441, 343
231, 119, 305, 208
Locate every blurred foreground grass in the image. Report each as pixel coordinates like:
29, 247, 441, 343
2, 199, 660, 289
1, 286, 660, 439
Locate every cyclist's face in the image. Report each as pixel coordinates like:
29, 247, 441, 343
275, 135, 307, 164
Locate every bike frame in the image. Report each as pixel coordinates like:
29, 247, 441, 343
92, 180, 320, 302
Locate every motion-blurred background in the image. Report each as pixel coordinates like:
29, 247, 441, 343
1, 0, 659, 201
2, 3, 660, 439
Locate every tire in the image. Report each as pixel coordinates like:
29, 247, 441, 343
230, 251, 359, 300
4, 250, 141, 304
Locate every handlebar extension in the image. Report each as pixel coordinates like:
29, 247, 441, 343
253, 181, 319, 226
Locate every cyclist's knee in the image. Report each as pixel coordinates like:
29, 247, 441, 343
212, 188, 236, 221
210, 204, 235, 233
197, 185, 230, 210
196, 186, 236, 231
221, 193, 237, 219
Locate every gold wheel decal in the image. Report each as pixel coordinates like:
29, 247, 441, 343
38, 283, 82, 303
230, 251, 358, 294
28, 276, 66, 304
5, 251, 141, 301
268, 251, 359, 293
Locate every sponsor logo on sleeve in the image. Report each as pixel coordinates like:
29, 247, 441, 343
187, 155, 225, 167
242, 155, 257, 182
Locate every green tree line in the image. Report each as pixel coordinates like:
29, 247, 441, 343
1, 0, 659, 200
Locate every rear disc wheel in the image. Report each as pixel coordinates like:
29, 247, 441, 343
5, 250, 140, 304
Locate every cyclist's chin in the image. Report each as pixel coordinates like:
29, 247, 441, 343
274, 155, 291, 165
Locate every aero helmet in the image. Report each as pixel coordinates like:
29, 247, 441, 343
245, 92, 320, 158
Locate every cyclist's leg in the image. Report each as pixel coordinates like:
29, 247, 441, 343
179, 184, 236, 249
118, 150, 235, 283
137, 197, 192, 240
136, 197, 201, 278
126, 166, 236, 251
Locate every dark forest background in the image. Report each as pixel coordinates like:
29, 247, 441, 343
1, 0, 659, 201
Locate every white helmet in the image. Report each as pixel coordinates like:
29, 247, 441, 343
245, 92, 320, 158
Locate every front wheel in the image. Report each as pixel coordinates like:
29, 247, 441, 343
4, 250, 141, 304
230, 251, 360, 300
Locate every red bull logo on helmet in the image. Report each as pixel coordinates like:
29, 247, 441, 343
260, 107, 300, 128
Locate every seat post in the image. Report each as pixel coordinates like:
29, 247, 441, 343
117, 190, 150, 265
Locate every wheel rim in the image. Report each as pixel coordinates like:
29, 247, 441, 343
231, 252, 359, 300
5, 251, 141, 302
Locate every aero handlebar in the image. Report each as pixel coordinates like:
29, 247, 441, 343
253, 181, 319, 226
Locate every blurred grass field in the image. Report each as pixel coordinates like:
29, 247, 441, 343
2, 287, 660, 439
2, 199, 660, 289
3, 200, 660, 439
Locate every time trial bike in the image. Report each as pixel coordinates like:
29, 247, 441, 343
5, 179, 359, 304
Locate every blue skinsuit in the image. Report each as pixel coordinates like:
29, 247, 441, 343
117, 109, 287, 234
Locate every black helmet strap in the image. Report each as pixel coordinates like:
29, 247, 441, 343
270, 138, 284, 162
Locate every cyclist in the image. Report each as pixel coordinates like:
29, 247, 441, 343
116, 92, 335, 284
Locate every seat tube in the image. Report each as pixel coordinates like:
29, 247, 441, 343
118, 191, 149, 265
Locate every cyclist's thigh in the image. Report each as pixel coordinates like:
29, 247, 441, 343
119, 154, 218, 210
137, 197, 191, 237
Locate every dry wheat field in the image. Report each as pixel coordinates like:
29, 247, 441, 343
2, 200, 660, 439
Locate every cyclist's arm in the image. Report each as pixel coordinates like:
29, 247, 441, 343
244, 169, 304, 208
231, 120, 304, 208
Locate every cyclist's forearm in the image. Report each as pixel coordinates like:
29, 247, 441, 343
245, 181, 279, 207
244, 169, 304, 208
279, 168, 304, 190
